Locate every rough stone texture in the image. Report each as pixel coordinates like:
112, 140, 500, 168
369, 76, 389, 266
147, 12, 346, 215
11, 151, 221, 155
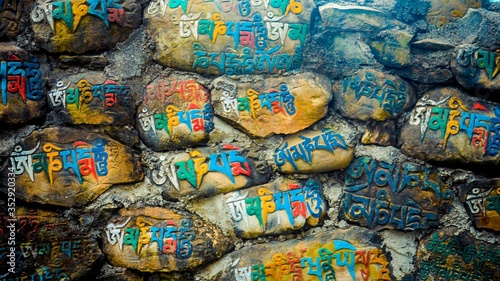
31, 0, 143, 53
369, 29, 413, 68
458, 178, 500, 232
196, 226, 393, 281
319, 3, 391, 32
426, 0, 483, 28
224, 178, 326, 238
145, 144, 271, 200
0, 43, 47, 125
361, 120, 397, 147
332, 68, 416, 121
0, 126, 144, 207
212, 72, 332, 138
102, 206, 233, 272
0, 0, 25, 40
0, 206, 103, 280
48, 71, 134, 125
137, 74, 214, 151
401, 87, 500, 167
340, 151, 454, 231
451, 44, 500, 92
274, 128, 354, 174
416, 227, 500, 281
145, 0, 315, 75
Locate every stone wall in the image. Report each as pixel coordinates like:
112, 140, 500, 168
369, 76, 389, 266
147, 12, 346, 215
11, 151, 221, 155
1, 0, 500, 280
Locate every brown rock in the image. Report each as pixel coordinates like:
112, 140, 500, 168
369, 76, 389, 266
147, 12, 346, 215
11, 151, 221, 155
212, 73, 332, 138
102, 207, 233, 272
48, 71, 134, 125
340, 155, 454, 231
426, 0, 483, 27
0, 0, 24, 40
224, 178, 327, 238
1, 127, 144, 207
198, 226, 393, 281
333, 68, 415, 121
137, 75, 214, 151
274, 128, 354, 173
145, 0, 315, 74
401, 87, 500, 166
417, 227, 500, 281
147, 144, 271, 199
0, 43, 47, 125
31, 0, 143, 53
361, 120, 397, 146
0, 206, 103, 280
458, 178, 500, 232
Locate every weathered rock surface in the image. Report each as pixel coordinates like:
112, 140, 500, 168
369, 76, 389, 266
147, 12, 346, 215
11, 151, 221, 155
137, 75, 214, 151
451, 44, 500, 92
369, 30, 413, 68
361, 121, 397, 147
0, 207, 103, 279
319, 3, 391, 32
212, 73, 331, 138
48, 71, 134, 125
31, 0, 143, 53
196, 226, 393, 281
426, 0, 483, 28
274, 128, 354, 173
458, 178, 500, 232
0, 127, 144, 207
224, 178, 326, 238
340, 153, 454, 231
416, 227, 500, 281
0, 0, 24, 40
102, 207, 233, 272
401, 87, 500, 166
0, 43, 47, 125
146, 144, 271, 199
145, 0, 315, 75
333, 68, 415, 121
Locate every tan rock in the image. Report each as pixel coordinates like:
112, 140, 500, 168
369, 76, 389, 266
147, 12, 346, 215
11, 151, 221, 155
1, 127, 144, 207
102, 207, 232, 272
426, 0, 482, 27
274, 128, 354, 174
369, 30, 413, 68
212, 73, 332, 138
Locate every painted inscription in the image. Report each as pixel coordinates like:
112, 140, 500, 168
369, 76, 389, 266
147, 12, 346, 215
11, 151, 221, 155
48, 78, 130, 110
459, 179, 500, 231
226, 179, 324, 236
341, 156, 453, 231
427, 0, 482, 27
146, 0, 311, 74
419, 231, 500, 281
31, 0, 128, 32
232, 239, 391, 281
143, 79, 210, 106
456, 48, 500, 81
342, 71, 408, 118
409, 94, 500, 155
9, 139, 109, 186
105, 217, 195, 259
0, 54, 43, 106
274, 128, 348, 172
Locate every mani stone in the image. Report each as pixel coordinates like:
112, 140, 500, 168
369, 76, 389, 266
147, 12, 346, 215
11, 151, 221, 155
451, 44, 500, 92
458, 178, 500, 232
31, 0, 143, 53
0, 126, 144, 208
400, 87, 500, 166
137, 75, 214, 151
368, 30, 413, 68
319, 3, 391, 32
224, 178, 327, 238
0, 43, 47, 125
144, 0, 315, 75
0, 0, 23, 40
340, 155, 454, 231
416, 227, 500, 281
197, 226, 393, 281
102, 206, 233, 272
212, 73, 332, 138
147, 144, 271, 200
426, 0, 482, 28
0, 207, 102, 280
274, 128, 354, 174
332, 68, 416, 121
48, 71, 134, 125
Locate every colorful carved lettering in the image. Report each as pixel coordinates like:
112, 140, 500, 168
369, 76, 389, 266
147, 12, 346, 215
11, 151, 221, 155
0, 54, 43, 106
459, 179, 500, 232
